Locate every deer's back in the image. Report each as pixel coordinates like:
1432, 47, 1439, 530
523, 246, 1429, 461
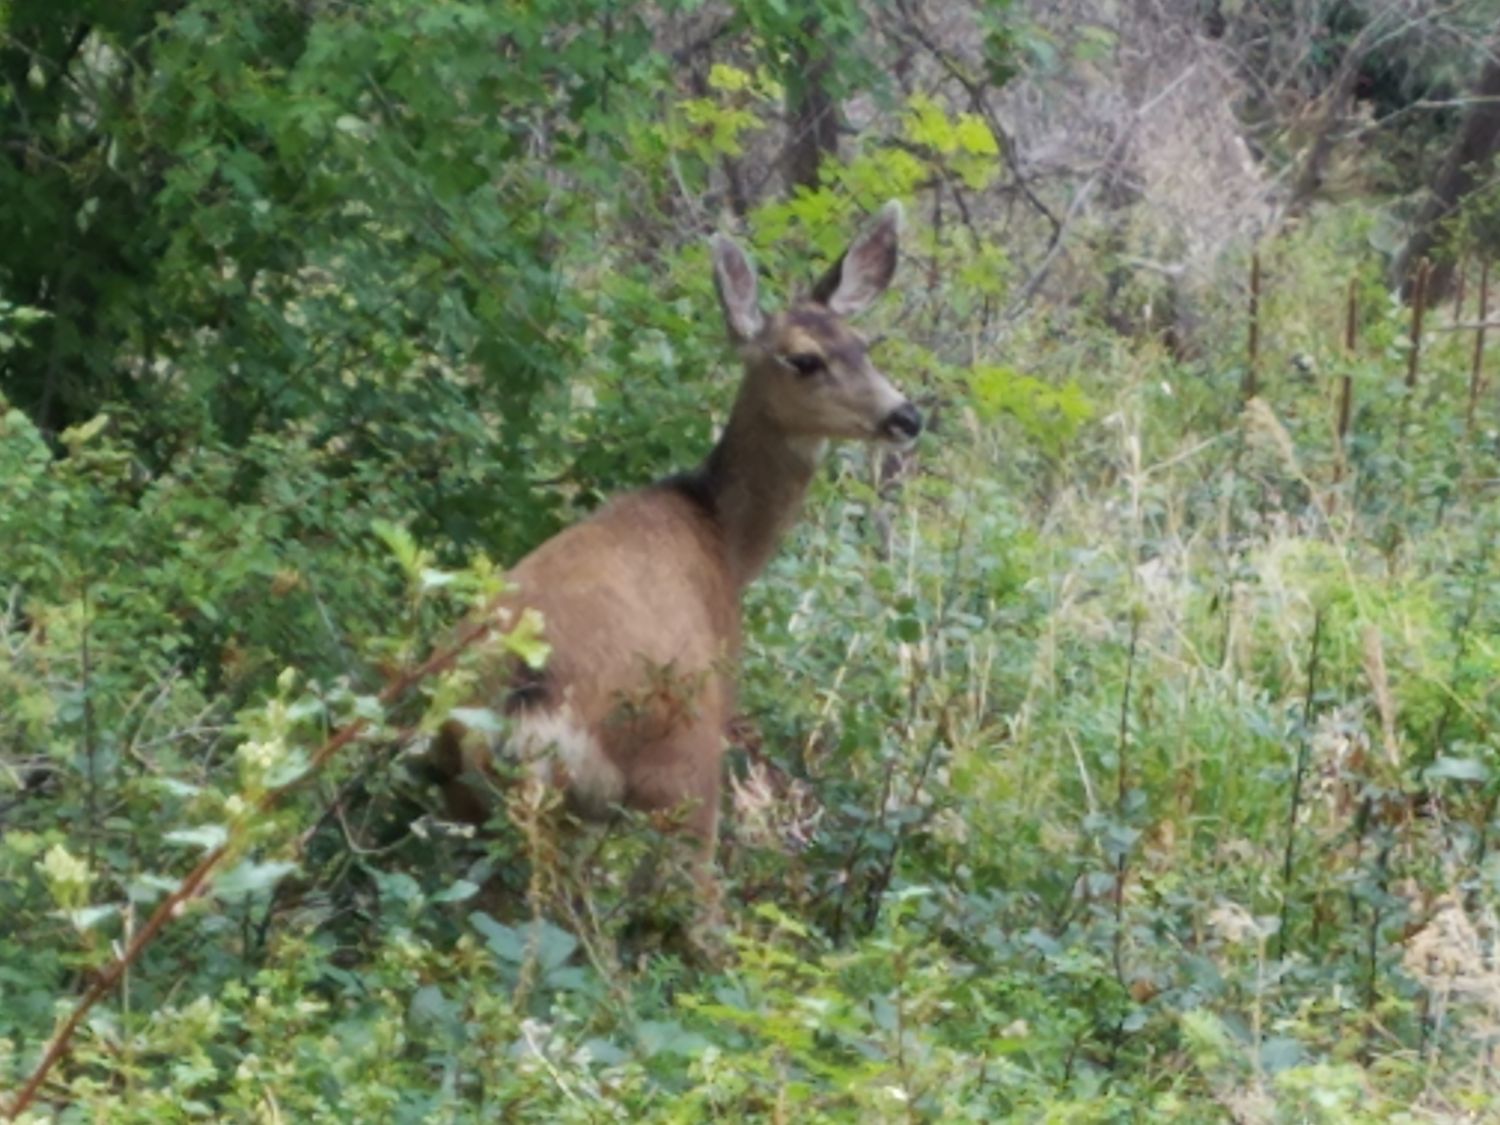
442, 483, 740, 819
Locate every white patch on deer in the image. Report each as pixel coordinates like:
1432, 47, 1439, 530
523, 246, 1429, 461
510, 707, 624, 817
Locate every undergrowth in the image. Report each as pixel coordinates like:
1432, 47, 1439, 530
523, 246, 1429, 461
2, 15, 1498, 1118
4, 203, 1497, 1122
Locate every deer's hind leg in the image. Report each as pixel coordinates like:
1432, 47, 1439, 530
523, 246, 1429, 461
619, 723, 727, 940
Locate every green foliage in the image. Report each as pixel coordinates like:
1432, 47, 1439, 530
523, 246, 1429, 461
1, 0, 688, 559
972, 363, 1092, 455
3, 1, 1499, 1120
0, 300, 46, 354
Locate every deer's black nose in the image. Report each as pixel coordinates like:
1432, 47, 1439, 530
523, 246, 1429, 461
881, 402, 923, 442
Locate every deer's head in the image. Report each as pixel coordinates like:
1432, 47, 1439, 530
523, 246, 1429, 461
710, 201, 922, 448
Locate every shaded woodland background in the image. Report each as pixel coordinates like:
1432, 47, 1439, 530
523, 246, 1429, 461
4, 0, 1500, 1119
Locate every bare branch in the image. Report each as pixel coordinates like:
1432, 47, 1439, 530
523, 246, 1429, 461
1001, 63, 1201, 325
883, 0, 1062, 242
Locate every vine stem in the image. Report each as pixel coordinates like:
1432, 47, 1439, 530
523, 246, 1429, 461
5, 600, 509, 1121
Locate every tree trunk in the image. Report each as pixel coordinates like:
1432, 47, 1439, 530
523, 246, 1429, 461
1394, 42, 1500, 300
782, 15, 841, 194
1287, 64, 1359, 215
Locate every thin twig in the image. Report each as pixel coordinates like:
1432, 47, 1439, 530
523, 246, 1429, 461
1435, 318, 1500, 332
1000, 64, 1200, 325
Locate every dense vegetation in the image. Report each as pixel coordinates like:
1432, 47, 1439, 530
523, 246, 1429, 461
3, 1, 1499, 1119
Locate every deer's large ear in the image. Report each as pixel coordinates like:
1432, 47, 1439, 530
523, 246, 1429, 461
810, 200, 902, 317
710, 233, 765, 343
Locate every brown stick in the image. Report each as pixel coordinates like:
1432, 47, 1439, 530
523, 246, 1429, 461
1467, 260, 1490, 437
4, 602, 509, 1121
1406, 258, 1431, 391
1243, 249, 1261, 401
1335, 276, 1357, 486
1344, 275, 1358, 355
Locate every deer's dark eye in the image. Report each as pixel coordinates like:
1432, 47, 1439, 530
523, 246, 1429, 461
786, 352, 825, 376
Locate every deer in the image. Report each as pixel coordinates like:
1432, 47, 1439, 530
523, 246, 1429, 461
429, 201, 921, 919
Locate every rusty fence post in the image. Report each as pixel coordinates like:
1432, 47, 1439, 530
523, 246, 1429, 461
1467, 260, 1490, 438
1243, 249, 1261, 403
1334, 275, 1357, 487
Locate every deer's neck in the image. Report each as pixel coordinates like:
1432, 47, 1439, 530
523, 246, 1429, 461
693, 390, 824, 591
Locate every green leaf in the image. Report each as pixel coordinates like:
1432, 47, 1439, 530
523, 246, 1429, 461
531, 920, 578, 971
154, 778, 204, 799
971, 364, 1094, 453
215, 860, 297, 902
125, 874, 181, 904
471, 912, 526, 963
65, 904, 120, 933
501, 607, 552, 670
580, 1037, 630, 1066
1425, 757, 1490, 783
1259, 1036, 1304, 1074
707, 63, 750, 93
448, 706, 504, 734
433, 878, 480, 903
60, 414, 110, 449
637, 1019, 710, 1058
165, 825, 229, 852
372, 519, 420, 574
420, 567, 455, 591
409, 984, 462, 1031
904, 93, 957, 154
954, 115, 999, 156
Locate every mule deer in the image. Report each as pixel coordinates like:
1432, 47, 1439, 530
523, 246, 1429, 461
431, 201, 920, 905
